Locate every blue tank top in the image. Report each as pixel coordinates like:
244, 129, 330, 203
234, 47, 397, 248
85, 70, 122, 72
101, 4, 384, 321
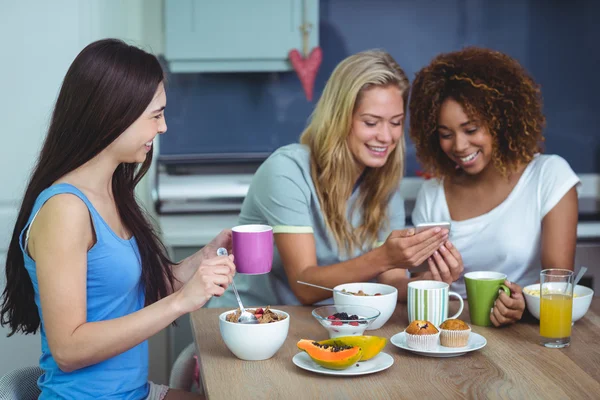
20, 183, 149, 399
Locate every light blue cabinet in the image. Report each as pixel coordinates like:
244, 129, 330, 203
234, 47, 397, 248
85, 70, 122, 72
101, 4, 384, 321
165, 0, 319, 73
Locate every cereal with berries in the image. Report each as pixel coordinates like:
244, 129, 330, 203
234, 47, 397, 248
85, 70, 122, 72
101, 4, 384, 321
226, 306, 287, 324
341, 289, 382, 296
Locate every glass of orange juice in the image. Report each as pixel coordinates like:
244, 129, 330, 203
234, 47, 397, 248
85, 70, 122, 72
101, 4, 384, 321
540, 269, 574, 348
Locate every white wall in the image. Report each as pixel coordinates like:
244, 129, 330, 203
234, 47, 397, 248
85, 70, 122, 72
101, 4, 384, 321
0, 0, 168, 382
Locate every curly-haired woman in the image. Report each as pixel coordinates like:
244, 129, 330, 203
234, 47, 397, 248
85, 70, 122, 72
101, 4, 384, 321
407, 47, 579, 327
210, 50, 454, 307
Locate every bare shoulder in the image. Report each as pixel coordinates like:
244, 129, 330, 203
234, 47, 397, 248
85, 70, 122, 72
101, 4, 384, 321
29, 193, 94, 255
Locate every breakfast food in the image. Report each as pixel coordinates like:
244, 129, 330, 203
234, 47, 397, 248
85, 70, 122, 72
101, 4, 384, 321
318, 335, 386, 361
341, 289, 382, 296
439, 319, 471, 347
439, 319, 470, 330
297, 339, 362, 370
405, 320, 439, 335
226, 306, 287, 324
524, 288, 579, 298
404, 320, 440, 350
327, 312, 367, 326
321, 312, 370, 336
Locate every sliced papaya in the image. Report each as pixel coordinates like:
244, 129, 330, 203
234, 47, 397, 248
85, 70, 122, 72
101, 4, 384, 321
297, 339, 362, 370
318, 335, 386, 361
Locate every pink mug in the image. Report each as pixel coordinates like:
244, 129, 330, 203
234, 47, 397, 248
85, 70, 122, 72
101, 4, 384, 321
232, 224, 274, 274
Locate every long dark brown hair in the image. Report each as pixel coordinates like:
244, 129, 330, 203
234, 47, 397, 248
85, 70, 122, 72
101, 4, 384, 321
0, 39, 175, 336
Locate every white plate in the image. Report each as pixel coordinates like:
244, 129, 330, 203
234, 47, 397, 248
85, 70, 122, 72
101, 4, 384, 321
390, 332, 487, 357
292, 351, 394, 376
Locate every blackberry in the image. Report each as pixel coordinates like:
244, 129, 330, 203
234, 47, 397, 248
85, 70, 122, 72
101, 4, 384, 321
335, 312, 349, 320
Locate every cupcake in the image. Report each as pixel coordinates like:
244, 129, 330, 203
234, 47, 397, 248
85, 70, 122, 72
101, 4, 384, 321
404, 320, 440, 350
439, 319, 471, 347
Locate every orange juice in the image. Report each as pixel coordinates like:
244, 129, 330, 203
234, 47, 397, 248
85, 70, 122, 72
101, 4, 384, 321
540, 293, 573, 338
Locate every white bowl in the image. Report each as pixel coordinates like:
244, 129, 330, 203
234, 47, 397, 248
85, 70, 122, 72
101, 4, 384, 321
218, 309, 290, 360
333, 282, 398, 330
523, 284, 594, 322
312, 305, 380, 338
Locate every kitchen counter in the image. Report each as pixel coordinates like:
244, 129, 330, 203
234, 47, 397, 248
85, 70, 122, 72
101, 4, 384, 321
159, 212, 600, 248
157, 174, 600, 247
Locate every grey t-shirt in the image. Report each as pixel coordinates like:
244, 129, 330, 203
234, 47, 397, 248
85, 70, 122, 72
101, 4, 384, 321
208, 143, 405, 307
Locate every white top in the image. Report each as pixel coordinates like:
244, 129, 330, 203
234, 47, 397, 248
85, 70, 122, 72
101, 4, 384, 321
411, 154, 580, 298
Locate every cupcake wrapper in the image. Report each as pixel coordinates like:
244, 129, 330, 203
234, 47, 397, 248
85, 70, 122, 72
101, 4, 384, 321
440, 328, 471, 348
405, 331, 440, 350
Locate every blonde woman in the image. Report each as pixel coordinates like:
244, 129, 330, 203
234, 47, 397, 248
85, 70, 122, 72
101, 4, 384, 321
211, 50, 455, 307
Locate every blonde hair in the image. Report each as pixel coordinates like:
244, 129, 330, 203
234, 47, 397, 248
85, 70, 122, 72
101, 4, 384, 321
300, 50, 409, 255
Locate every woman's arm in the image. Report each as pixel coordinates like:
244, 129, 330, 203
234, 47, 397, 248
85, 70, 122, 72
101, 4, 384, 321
30, 195, 235, 372
540, 186, 578, 271
491, 186, 578, 327
277, 227, 448, 305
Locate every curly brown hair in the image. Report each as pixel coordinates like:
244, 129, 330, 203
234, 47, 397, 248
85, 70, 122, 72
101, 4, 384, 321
409, 46, 546, 177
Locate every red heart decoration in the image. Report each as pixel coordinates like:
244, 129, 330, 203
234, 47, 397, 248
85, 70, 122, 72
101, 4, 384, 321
288, 47, 323, 101
416, 170, 434, 180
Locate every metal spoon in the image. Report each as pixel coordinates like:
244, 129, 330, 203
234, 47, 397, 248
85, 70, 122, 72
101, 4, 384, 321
217, 247, 258, 324
296, 280, 352, 295
574, 266, 588, 286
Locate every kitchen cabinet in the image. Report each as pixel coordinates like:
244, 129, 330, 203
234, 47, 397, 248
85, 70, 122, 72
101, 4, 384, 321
164, 0, 319, 73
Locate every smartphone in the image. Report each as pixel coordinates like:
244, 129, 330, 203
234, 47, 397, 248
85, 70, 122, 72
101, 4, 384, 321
409, 222, 451, 274
415, 222, 451, 234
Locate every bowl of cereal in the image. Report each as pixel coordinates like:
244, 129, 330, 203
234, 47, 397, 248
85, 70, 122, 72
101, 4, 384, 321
523, 284, 594, 322
219, 307, 290, 361
333, 282, 398, 329
312, 305, 380, 338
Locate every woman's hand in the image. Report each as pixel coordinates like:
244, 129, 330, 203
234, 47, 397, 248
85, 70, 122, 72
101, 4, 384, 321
490, 280, 526, 327
171, 229, 234, 292
426, 241, 464, 285
383, 227, 449, 269
176, 255, 236, 314
201, 229, 233, 260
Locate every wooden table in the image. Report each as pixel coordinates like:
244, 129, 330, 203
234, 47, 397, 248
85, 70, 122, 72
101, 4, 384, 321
191, 299, 600, 399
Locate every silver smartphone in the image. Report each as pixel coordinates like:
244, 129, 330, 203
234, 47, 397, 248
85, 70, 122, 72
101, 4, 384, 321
415, 221, 451, 234
410, 222, 451, 273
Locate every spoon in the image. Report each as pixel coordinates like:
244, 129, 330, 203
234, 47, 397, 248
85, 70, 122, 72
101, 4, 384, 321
574, 266, 588, 286
217, 247, 258, 324
296, 280, 352, 295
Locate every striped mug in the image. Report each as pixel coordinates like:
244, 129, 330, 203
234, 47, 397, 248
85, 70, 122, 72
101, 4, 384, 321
407, 280, 464, 327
